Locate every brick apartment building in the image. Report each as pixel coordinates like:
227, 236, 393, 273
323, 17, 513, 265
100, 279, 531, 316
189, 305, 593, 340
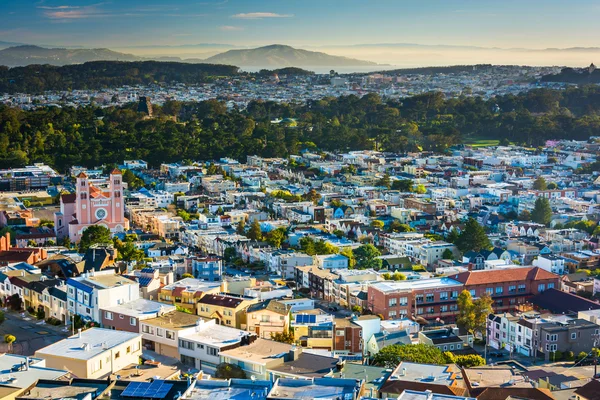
367, 267, 560, 322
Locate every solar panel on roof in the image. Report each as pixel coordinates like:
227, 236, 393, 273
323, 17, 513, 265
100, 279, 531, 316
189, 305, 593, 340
309, 315, 316, 324
121, 380, 173, 399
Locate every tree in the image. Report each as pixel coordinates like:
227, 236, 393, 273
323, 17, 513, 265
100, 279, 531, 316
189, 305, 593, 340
456, 290, 476, 334
7, 294, 22, 311
181, 273, 194, 279
519, 210, 532, 221
376, 173, 391, 189
415, 184, 427, 194
351, 305, 363, 314
247, 220, 263, 241
353, 244, 382, 270
389, 220, 414, 233
114, 237, 145, 263
4, 334, 15, 352
236, 218, 246, 235
455, 218, 491, 253
340, 247, 356, 268
223, 247, 237, 262
442, 249, 454, 260
457, 290, 494, 338
303, 188, 321, 205
215, 363, 247, 379
271, 330, 295, 344
370, 220, 384, 229
374, 344, 446, 367
79, 225, 112, 253
266, 228, 286, 248
443, 352, 486, 367
446, 229, 459, 244
391, 179, 414, 192
531, 197, 553, 225
547, 182, 558, 190
532, 177, 548, 191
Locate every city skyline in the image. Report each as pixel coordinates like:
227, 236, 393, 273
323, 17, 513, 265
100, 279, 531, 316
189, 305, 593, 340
2, 0, 600, 49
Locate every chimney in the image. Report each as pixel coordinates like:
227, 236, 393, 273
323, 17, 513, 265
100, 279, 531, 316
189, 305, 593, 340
25, 357, 30, 371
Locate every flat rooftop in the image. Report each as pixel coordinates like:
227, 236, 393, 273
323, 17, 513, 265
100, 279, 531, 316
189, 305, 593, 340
35, 328, 140, 361
0, 354, 67, 389
183, 320, 247, 347
185, 379, 271, 400
219, 339, 293, 365
269, 377, 357, 400
142, 311, 205, 330
17, 379, 109, 399
102, 298, 176, 318
372, 277, 462, 293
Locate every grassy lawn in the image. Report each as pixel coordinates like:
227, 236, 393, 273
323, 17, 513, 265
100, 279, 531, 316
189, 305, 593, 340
464, 138, 500, 147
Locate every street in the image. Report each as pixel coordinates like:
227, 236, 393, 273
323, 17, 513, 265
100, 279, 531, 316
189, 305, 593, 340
0, 312, 70, 356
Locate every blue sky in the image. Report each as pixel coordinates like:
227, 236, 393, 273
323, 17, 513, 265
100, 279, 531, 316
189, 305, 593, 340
1, 0, 599, 48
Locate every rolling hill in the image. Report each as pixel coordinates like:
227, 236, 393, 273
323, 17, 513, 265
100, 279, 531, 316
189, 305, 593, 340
203, 44, 377, 68
0, 45, 142, 67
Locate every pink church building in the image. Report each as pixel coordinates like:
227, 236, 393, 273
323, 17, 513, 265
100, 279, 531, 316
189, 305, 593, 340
55, 169, 129, 242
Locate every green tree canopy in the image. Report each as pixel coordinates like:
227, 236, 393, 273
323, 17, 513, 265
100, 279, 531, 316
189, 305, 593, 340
455, 218, 491, 253
215, 363, 247, 379
531, 197, 553, 225
246, 220, 263, 241
532, 176, 548, 191
374, 344, 447, 367
79, 225, 112, 253
353, 244, 382, 270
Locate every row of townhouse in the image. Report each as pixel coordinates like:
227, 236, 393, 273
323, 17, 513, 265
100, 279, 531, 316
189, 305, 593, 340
488, 312, 600, 361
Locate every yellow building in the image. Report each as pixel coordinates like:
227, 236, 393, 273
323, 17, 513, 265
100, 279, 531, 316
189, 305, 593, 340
197, 293, 257, 329
158, 278, 221, 313
291, 311, 334, 350
246, 299, 290, 339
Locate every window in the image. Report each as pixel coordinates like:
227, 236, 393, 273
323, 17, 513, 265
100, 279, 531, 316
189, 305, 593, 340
450, 345, 454, 350
115, 351, 120, 359
166, 330, 175, 340
389, 310, 397, 318
157, 328, 163, 337
142, 325, 154, 334
126, 346, 131, 354
130, 317, 137, 326
119, 314, 124, 319
197, 343, 204, 350
388, 298, 397, 307
206, 347, 219, 357
571, 332, 577, 340
469, 290, 476, 296
180, 340, 194, 350
486, 288, 493, 295
518, 284, 526, 292
336, 330, 345, 336
415, 295, 424, 304
399, 297, 408, 306
547, 283, 555, 289
538, 284, 546, 292
508, 285, 516, 293
84, 293, 89, 303
426, 294, 435, 303
496, 286, 503, 294
451, 291, 459, 299
441, 305, 448, 312
86, 307, 91, 314
440, 292, 448, 301
105, 311, 113, 320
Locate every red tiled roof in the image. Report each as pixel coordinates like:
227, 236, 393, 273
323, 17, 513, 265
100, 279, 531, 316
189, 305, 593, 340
110, 168, 121, 175
76, 172, 87, 178
454, 267, 557, 286
61, 193, 76, 204
172, 286, 185, 297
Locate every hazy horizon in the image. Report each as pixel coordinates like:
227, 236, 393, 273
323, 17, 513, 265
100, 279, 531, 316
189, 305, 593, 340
3, 0, 600, 68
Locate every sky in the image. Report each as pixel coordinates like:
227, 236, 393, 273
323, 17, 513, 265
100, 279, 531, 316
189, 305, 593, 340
1, 0, 600, 49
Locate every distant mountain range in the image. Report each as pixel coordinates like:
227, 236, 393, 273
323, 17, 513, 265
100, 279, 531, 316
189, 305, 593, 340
203, 44, 376, 67
0, 45, 141, 67
0, 44, 375, 69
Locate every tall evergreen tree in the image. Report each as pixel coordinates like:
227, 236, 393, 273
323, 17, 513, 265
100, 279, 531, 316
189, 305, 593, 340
246, 220, 263, 241
532, 177, 548, 191
455, 218, 491, 253
531, 197, 553, 225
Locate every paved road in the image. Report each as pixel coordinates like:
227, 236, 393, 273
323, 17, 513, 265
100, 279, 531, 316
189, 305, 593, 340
0, 312, 70, 356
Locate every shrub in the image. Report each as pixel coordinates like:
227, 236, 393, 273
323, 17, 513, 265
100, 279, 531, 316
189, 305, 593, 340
351, 305, 363, 314
577, 351, 588, 361
565, 351, 574, 361
552, 350, 563, 361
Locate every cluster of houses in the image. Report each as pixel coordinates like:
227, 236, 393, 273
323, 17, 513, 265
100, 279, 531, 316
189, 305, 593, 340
0, 141, 599, 398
